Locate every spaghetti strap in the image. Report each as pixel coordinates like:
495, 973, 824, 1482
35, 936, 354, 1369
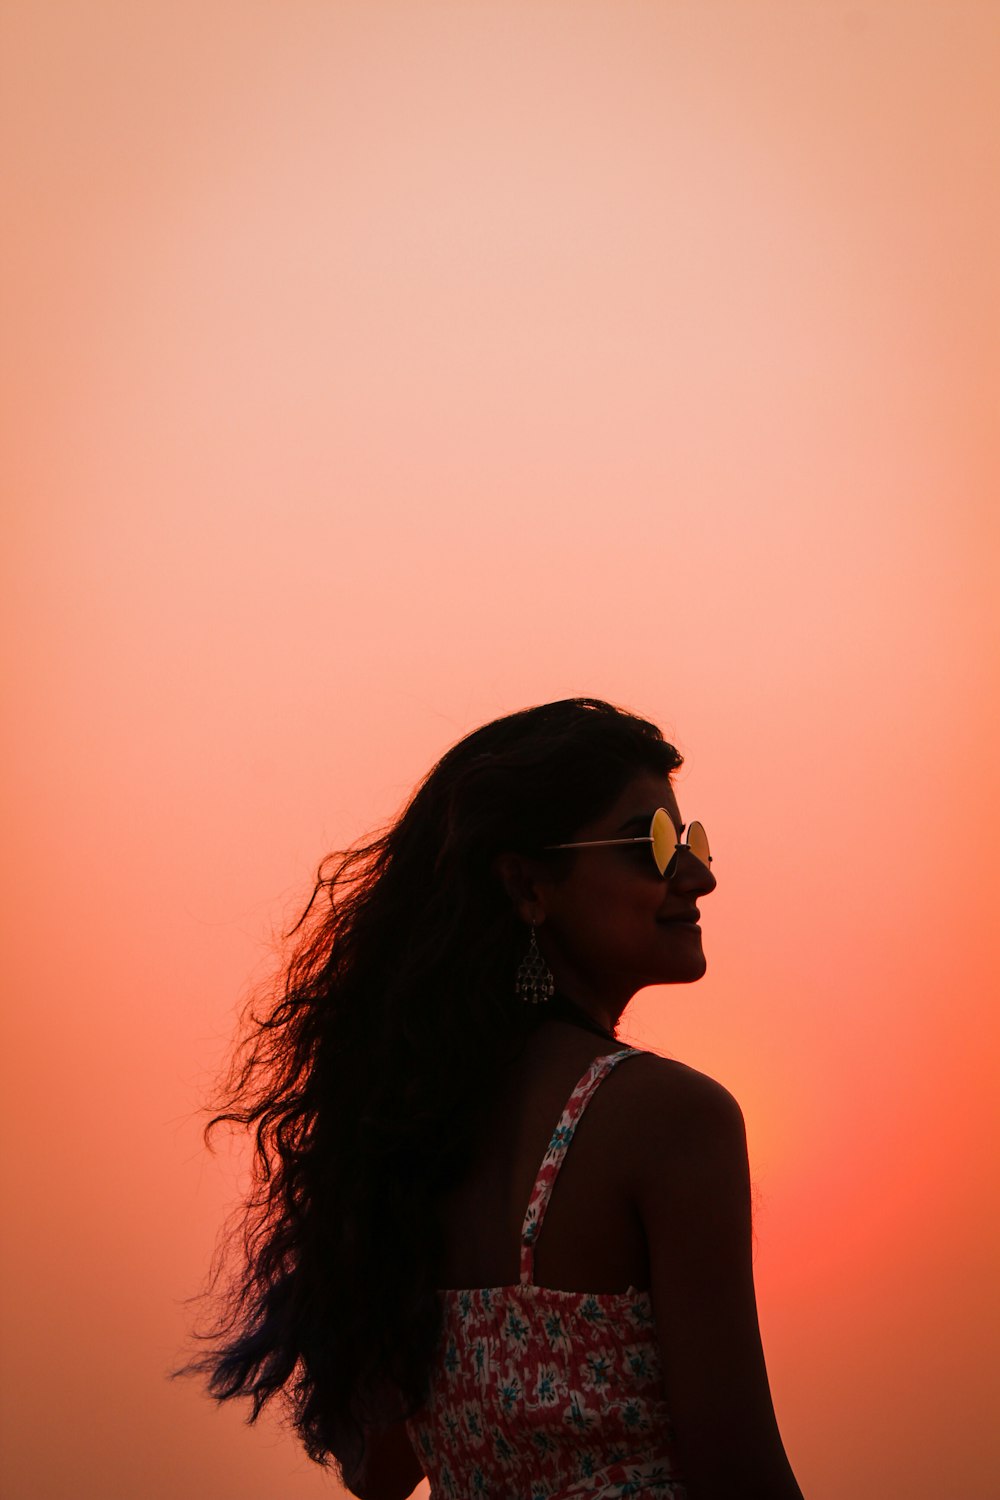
518, 1047, 645, 1285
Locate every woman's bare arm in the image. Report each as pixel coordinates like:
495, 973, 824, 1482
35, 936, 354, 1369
633, 1060, 804, 1500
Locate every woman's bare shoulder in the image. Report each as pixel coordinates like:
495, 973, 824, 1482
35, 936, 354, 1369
616, 1048, 743, 1117
611, 1050, 747, 1177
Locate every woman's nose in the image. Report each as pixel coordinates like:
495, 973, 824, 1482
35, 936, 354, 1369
670, 849, 717, 895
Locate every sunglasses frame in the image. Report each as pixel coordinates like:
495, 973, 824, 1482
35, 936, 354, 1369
544, 809, 711, 879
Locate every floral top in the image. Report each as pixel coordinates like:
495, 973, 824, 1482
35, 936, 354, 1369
406, 1048, 687, 1499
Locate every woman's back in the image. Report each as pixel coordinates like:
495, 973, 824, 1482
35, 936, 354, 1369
407, 1025, 690, 1499
415, 1019, 804, 1499
436, 1020, 654, 1297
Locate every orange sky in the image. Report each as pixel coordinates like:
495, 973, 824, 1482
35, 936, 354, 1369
2, 4, 998, 1498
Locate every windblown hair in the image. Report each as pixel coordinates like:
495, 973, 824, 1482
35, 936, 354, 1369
175, 697, 683, 1478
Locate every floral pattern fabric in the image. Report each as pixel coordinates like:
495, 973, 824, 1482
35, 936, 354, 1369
406, 1048, 688, 1499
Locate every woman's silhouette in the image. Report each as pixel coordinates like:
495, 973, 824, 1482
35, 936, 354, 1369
179, 698, 804, 1499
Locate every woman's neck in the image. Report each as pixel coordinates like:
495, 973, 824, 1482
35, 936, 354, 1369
543, 990, 619, 1044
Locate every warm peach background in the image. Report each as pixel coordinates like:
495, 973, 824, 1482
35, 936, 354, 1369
2, 3, 998, 1497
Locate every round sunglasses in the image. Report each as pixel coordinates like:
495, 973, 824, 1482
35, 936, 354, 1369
545, 808, 711, 879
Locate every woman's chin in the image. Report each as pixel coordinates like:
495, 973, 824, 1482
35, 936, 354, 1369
654, 925, 707, 983
657, 950, 708, 984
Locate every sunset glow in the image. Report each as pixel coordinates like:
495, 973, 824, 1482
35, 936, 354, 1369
2, 4, 997, 1498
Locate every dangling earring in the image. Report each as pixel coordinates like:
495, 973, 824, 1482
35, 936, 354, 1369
514, 922, 555, 1005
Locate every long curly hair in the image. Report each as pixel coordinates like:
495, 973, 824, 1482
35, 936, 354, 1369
175, 697, 683, 1478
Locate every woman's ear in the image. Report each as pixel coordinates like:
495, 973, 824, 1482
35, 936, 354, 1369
493, 852, 546, 925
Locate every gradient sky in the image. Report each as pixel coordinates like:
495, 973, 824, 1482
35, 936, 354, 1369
2, 4, 998, 1498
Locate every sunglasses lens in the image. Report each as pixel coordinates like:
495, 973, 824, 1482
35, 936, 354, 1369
650, 808, 677, 876
688, 820, 711, 869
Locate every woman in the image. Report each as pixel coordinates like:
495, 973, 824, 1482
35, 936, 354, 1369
180, 698, 804, 1499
